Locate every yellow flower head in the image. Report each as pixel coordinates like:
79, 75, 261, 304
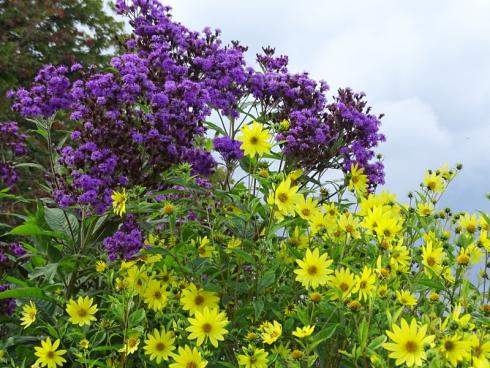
396, 290, 417, 309
34, 338, 67, 368
292, 325, 315, 338
422, 241, 444, 276
143, 328, 176, 364
338, 212, 361, 239
95, 260, 106, 273
423, 171, 445, 193
383, 318, 435, 367
260, 320, 282, 345
295, 196, 321, 221
348, 163, 368, 196
111, 189, 127, 217
143, 279, 168, 312
180, 283, 220, 315
268, 178, 302, 217
440, 334, 472, 366
416, 202, 434, 217
237, 347, 269, 368
237, 121, 272, 158
353, 266, 376, 301
125, 265, 148, 296
169, 345, 208, 368
186, 307, 229, 347
119, 336, 139, 355
65, 296, 98, 326
328, 267, 356, 300
458, 213, 479, 234
20, 300, 37, 329
79, 339, 89, 350
294, 248, 333, 289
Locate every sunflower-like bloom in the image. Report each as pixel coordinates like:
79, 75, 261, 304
180, 283, 220, 316
383, 319, 435, 367
348, 163, 368, 195
143, 279, 168, 311
237, 347, 269, 368
237, 121, 272, 158
186, 307, 229, 347
111, 189, 127, 216
169, 345, 207, 368
20, 300, 37, 329
294, 248, 333, 289
143, 328, 175, 364
34, 338, 67, 368
65, 296, 98, 326
292, 325, 315, 338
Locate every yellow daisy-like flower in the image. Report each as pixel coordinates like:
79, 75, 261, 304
377, 216, 403, 241
458, 213, 479, 234
353, 266, 376, 301
95, 260, 106, 273
143, 328, 176, 364
34, 338, 67, 368
338, 212, 361, 239
292, 325, 315, 338
383, 318, 435, 367
20, 300, 37, 329
440, 334, 472, 366
287, 226, 309, 249
143, 279, 168, 312
348, 163, 368, 196
79, 339, 89, 350
396, 290, 417, 309
422, 171, 445, 193
196, 236, 215, 258
328, 267, 356, 300
186, 307, 229, 347
422, 241, 444, 276
237, 121, 272, 158
119, 336, 139, 355
260, 320, 282, 345
180, 283, 220, 316
295, 196, 321, 221
389, 243, 411, 273
268, 178, 303, 217
294, 248, 333, 289
416, 202, 434, 217
237, 347, 269, 368
65, 296, 98, 326
169, 345, 208, 368
125, 265, 148, 296
111, 188, 127, 216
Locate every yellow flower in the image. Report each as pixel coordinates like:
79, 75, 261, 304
34, 338, 67, 368
338, 212, 361, 239
422, 241, 444, 276
169, 345, 207, 368
79, 339, 89, 350
292, 325, 315, 338
377, 216, 403, 241
458, 213, 479, 234
479, 230, 490, 251
237, 347, 269, 368
353, 266, 376, 301
125, 265, 148, 296
310, 291, 322, 303
416, 202, 434, 217
348, 163, 368, 196
119, 336, 139, 355
143, 279, 168, 312
396, 290, 417, 309
294, 248, 333, 289
291, 349, 303, 360
111, 189, 127, 216
268, 178, 302, 217
389, 243, 411, 273
227, 236, 242, 250
143, 328, 176, 364
196, 236, 215, 258
377, 284, 389, 298
65, 296, 98, 326
295, 196, 321, 221
383, 318, 435, 367
20, 300, 37, 329
328, 267, 356, 300
260, 321, 282, 345
457, 244, 483, 266
180, 283, 220, 315
469, 335, 490, 367
423, 171, 445, 193
162, 203, 175, 215
186, 307, 229, 347
237, 121, 272, 158
440, 334, 472, 366
95, 260, 106, 273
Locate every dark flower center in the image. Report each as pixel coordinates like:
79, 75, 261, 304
156, 342, 165, 351
278, 193, 288, 203
78, 308, 87, 317
307, 265, 318, 275
405, 340, 418, 353
202, 323, 212, 333
194, 295, 204, 305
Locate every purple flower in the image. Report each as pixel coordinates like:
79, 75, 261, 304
103, 214, 144, 261
0, 284, 16, 316
213, 136, 244, 162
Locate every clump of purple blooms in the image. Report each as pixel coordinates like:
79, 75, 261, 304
9, 0, 385, 210
0, 284, 16, 316
0, 122, 28, 187
0, 242, 27, 271
103, 214, 144, 261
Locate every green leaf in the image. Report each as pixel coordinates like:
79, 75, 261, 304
44, 207, 79, 241
0, 287, 55, 303
368, 335, 387, 351
129, 308, 146, 327
9, 223, 62, 238
257, 270, 275, 291
358, 317, 369, 350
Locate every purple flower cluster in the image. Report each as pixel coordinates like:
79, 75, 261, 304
213, 136, 244, 162
9, 0, 386, 206
103, 214, 144, 261
0, 284, 16, 316
0, 242, 27, 270
0, 121, 28, 187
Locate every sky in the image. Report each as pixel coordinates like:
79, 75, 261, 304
121, 0, 490, 212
